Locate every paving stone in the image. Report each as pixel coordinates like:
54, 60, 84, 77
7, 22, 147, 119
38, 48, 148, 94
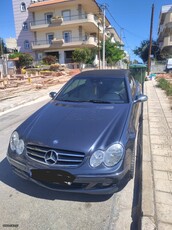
142, 217, 156, 230
149, 121, 168, 129
152, 148, 172, 156
166, 118, 172, 123
150, 136, 171, 145
158, 222, 172, 230
154, 170, 169, 180
152, 144, 172, 151
156, 203, 172, 224
154, 177, 172, 193
164, 113, 172, 118
149, 117, 165, 122
169, 122, 172, 129
148, 112, 163, 117
150, 127, 171, 135
168, 172, 172, 181
153, 155, 172, 171
156, 191, 172, 206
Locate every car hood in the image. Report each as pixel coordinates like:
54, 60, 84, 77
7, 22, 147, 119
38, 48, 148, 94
24, 101, 130, 153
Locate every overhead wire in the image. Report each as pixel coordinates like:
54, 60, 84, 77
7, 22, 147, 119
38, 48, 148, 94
105, 5, 144, 60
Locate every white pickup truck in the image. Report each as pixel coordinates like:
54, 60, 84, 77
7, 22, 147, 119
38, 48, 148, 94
166, 58, 172, 73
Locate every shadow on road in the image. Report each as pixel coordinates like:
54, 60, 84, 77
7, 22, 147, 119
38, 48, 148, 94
0, 158, 112, 202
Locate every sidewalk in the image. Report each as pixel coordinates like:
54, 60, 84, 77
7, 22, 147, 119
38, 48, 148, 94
142, 81, 172, 230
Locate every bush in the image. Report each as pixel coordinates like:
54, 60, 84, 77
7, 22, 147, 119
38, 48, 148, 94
42, 55, 57, 65
157, 78, 169, 90
166, 86, 172, 96
157, 78, 172, 96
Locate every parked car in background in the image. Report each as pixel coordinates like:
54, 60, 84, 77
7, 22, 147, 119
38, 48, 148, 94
7, 70, 147, 194
166, 58, 172, 73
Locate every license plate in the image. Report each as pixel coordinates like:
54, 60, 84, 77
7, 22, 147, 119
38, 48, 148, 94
31, 169, 75, 185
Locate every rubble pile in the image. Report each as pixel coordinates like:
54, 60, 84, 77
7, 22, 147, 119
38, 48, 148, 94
0, 68, 80, 101
156, 73, 172, 80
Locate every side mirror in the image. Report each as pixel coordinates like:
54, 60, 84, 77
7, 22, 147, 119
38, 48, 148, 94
49, 92, 57, 99
134, 94, 148, 103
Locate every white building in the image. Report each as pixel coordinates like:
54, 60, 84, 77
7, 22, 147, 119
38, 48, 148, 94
158, 5, 172, 56
12, 0, 121, 64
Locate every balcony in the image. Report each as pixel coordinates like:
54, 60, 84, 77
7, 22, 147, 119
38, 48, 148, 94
161, 36, 172, 51
165, 21, 172, 31
32, 36, 98, 50
30, 13, 102, 32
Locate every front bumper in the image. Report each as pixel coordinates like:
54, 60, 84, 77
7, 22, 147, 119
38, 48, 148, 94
7, 156, 130, 195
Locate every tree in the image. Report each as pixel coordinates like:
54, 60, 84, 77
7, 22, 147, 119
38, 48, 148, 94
0, 37, 7, 56
86, 47, 98, 64
9, 52, 33, 68
133, 39, 164, 63
101, 39, 126, 65
72, 48, 91, 70
18, 53, 33, 67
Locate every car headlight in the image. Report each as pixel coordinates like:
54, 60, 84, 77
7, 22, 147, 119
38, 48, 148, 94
104, 144, 124, 167
90, 144, 124, 168
90, 150, 104, 168
10, 131, 25, 155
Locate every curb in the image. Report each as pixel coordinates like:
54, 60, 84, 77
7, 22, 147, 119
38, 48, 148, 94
141, 83, 156, 229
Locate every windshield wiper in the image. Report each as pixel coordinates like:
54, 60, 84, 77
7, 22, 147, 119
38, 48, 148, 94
57, 99, 88, 103
57, 99, 113, 104
86, 100, 113, 104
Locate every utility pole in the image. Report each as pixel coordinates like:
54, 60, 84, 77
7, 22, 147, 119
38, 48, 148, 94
0, 38, 3, 56
100, 3, 106, 69
148, 4, 154, 75
97, 19, 101, 69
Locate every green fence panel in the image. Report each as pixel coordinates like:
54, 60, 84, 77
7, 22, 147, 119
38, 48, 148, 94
129, 64, 147, 84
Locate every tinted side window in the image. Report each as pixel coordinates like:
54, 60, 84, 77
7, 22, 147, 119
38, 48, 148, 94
129, 75, 136, 97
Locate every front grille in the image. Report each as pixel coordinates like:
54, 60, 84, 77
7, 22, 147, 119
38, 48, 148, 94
26, 144, 85, 167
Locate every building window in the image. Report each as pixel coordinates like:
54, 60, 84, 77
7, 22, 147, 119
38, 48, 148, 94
24, 40, 30, 49
21, 2, 26, 12
62, 10, 71, 21
63, 31, 72, 43
23, 22, 28, 30
46, 34, 54, 44
45, 13, 53, 24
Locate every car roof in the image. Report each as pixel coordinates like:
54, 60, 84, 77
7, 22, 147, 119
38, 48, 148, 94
73, 69, 129, 79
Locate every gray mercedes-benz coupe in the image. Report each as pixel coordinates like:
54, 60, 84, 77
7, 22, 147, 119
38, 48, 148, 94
7, 70, 147, 194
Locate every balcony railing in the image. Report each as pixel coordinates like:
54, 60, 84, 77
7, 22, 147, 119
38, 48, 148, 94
30, 14, 88, 26
32, 36, 97, 49
30, 13, 102, 30
30, 0, 48, 3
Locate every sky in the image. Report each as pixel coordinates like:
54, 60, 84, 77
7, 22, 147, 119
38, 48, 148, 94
0, 0, 172, 61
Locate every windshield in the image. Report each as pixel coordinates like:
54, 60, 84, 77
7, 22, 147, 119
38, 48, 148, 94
56, 76, 129, 104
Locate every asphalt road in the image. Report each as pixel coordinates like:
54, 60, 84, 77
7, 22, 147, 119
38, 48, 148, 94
0, 99, 136, 230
